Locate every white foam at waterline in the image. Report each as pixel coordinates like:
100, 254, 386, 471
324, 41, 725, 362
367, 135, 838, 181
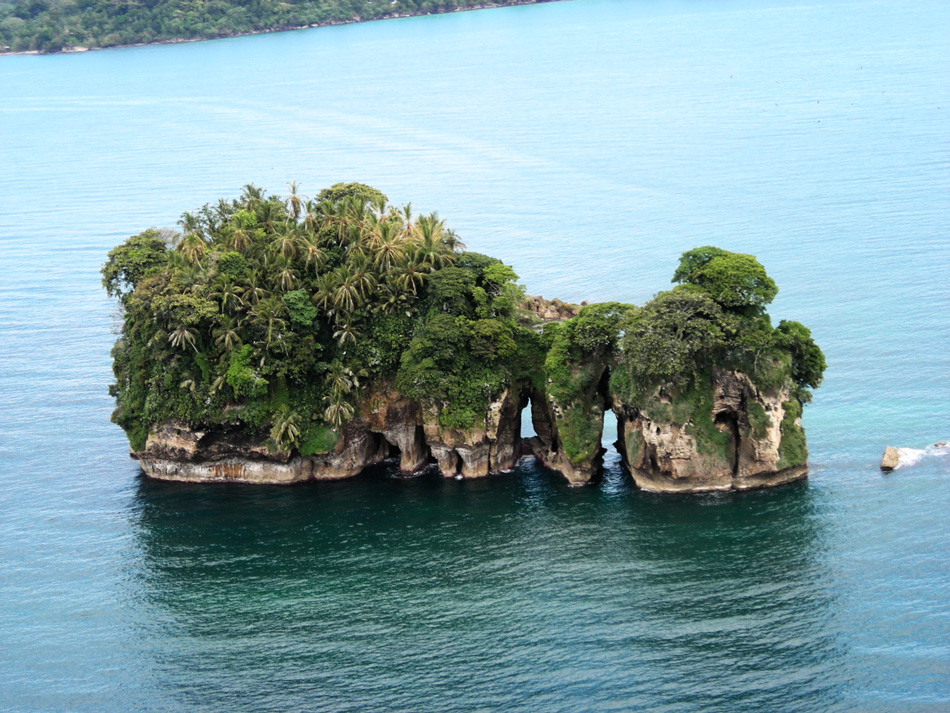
894, 443, 950, 469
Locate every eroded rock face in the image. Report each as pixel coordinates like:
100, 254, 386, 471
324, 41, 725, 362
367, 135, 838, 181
135, 384, 529, 484
614, 369, 808, 493
136, 419, 391, 484
422, 386, 525, 478
135, 370, 808, 492
525, 384, 606, 486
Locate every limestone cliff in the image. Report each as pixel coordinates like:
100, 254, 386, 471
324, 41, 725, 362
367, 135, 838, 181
136, 366, 807, 492
613, 369, 807, 492
135, 383, 529, 485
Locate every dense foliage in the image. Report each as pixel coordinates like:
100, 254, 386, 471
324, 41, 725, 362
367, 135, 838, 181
104, 182, 532, 451
105, 189, 824, 469
0, 0, 541, 53
611, 246, 825, 407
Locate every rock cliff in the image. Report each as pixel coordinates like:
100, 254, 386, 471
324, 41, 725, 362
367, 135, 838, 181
613, 369, 807, 492
136, 368, 806, 492
135, 383, 530, 485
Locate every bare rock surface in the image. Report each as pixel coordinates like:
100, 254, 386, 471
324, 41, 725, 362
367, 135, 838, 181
522, 295, 580, 322
614, 369, 807, 493
880, 446, 900, 471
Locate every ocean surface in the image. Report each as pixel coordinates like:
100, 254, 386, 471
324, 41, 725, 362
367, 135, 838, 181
1, 0, 948, 710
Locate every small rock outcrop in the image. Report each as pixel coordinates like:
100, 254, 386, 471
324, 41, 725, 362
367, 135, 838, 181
522, 295, 580, 322
880, 446, 900, 471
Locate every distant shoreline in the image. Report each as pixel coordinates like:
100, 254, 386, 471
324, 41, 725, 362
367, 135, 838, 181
0, 0, 560, 57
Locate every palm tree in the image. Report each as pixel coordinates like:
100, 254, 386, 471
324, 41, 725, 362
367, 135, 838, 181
374, 284, 408, 315
178, 211, 202, 238
328, 362, 364, 396
396, 248, 429, 296
313, 273, 337, 314
333, 323, 358, 347
348, 254, 378, 302
323, 398, 355, 429
372, 223, 406, 274
274, 258, 297, 292
250, 297, 287, 348
178, 233, 207, 265
274, 228, 299, 260
241, 184, 264, 207
371, 194, 387, 216
168, 326, 198, 351
303, 200, 321, 234
243, 271, 269, 305
257, 200, 284, 234
285, 182, 305, 221
211, 278, 244, 313
317, 198, 341, 238
300, 237, 328, 274
213, 315, 243, 352
226, 224, 252, 253
331, 266, 361, 314
340, 195, 368, 227
270, 408, 302, 449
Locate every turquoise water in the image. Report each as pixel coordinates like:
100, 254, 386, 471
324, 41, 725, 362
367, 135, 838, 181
1, 0, 948, 710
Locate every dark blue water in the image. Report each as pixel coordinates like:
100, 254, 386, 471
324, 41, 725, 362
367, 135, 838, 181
1, 0, 948, 710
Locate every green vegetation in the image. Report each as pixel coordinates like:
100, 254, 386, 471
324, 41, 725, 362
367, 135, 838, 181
542, 303, 634, 465
671, 245, 778, 314
777, 398, 807, 468
104, 182, 535, 451
612, 246, 825, 407
395, 252, 541, 429
0, 0, 543, 53
104, 186, 825, 470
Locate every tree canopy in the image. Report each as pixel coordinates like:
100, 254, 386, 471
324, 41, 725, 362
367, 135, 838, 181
672, 245, 778, 313
611, 246, 823, 404
104, 183, 532, 451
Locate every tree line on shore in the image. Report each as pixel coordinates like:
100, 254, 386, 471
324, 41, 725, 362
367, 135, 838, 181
0, 0, 536, 53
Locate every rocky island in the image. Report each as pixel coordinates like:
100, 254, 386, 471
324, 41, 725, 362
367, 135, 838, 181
103, 183, 825, 493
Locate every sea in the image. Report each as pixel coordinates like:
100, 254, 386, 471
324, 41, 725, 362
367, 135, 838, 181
0, 0, 948, 710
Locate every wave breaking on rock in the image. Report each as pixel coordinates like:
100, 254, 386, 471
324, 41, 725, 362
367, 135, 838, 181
881, 442, 949, 471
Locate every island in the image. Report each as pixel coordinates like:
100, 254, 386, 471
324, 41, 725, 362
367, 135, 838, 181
102, 182, 825, 492
0, 0, 555, 54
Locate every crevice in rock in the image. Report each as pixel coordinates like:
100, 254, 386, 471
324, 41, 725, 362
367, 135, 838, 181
410, 424, 431, 471
597, 365, 613, 410
369, 431, 400, 461
528, 385, 558, 455
714, 411, 740, 476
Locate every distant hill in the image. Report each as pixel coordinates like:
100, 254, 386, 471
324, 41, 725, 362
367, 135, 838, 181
0, 0, 548, 54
